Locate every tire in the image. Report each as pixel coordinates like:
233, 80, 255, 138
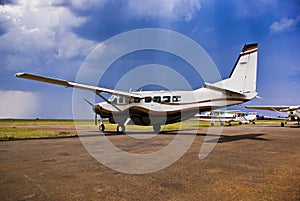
117, 125, 125, 134
281, 122, 284, 127
99, 124, 105, 132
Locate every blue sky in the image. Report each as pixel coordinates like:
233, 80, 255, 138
0, 0, 299, 119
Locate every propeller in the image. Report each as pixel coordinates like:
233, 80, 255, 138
95, 113, 98, 125
84, 98, 98, 125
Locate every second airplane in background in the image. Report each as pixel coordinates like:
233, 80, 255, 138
245, 105, 300, 127
193, 110, 257, 126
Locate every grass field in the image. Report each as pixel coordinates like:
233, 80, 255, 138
0, 127, 72, 140
0, 119, 285, 141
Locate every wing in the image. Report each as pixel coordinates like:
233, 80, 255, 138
15, 72, 143, 98
245, 105, 291, 111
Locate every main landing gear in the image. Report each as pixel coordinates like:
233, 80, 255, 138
116, 125, 125, 134
153, 125, 161, 133
98, 119, 162, 134
99, 118, 130, 134
99, 123, 125, 133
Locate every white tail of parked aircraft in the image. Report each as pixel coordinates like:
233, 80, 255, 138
16, 43, 259, 133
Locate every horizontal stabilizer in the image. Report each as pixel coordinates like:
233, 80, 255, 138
204, 82, 245, 96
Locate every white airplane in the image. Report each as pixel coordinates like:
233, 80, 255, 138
16, 43, 259, 133
193, 110, 257, 126
245, 105, 300, 127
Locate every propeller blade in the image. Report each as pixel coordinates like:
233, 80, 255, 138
84, 98, 98, 125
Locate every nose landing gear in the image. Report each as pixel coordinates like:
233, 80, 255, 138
99, 123, 105, 132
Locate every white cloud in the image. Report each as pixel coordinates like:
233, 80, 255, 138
0, 0, 96, 70
69, 0, 108, 10
0, 90, 39, 118
269, 15, 300, 34
125, 0, 201, 22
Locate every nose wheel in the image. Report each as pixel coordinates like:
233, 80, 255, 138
99, 123, 105, 132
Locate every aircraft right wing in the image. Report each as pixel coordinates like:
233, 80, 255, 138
245, 105, 300, 112
15, 72, 143, 98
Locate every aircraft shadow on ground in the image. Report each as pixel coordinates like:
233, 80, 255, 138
82, 129, 271, 144
159, 130, 271, 143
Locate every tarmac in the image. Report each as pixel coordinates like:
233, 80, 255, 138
1, 124, 300, 200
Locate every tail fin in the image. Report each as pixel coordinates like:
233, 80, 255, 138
228, 43, 258, 93
209, 43, 258, 94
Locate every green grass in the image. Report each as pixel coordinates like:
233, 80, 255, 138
0, 127, 73, 141
0, 119, 75, 126
0, 119, 282, 140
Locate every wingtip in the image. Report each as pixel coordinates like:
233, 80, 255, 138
15, 72, 26, 77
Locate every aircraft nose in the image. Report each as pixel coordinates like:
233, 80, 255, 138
94, 104, 102, 114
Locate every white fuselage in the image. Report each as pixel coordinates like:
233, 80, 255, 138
95, 88, 257, 126
288, 110, 300, 121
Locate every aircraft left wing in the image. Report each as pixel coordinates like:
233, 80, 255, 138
15, 72, 143, 98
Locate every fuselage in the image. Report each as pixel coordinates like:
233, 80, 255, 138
288, 110, 300, 121
95, 87, 257, 126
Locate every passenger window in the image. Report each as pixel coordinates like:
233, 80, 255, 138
153, 96, 161, 103
119, 97, 124, 104
172, 96, 181, 102
162, 96, 170, 102
145, 97, 152, 103
133, 97, 140, 103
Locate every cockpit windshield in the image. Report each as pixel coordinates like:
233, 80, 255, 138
108, 95, 116, 103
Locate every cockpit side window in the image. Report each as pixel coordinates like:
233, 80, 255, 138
124, 97, 130, 103
109, 95, 117, 104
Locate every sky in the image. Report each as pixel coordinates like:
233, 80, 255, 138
0, 0, 299, 119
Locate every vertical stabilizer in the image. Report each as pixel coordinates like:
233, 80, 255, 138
211, 43, 258, 94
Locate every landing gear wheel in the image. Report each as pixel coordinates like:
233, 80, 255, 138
153, 125, 161, 133
99, 124, 105, 132
117, 125, 125, 134
281, 122, 284, 127
210, 122, 214, 127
